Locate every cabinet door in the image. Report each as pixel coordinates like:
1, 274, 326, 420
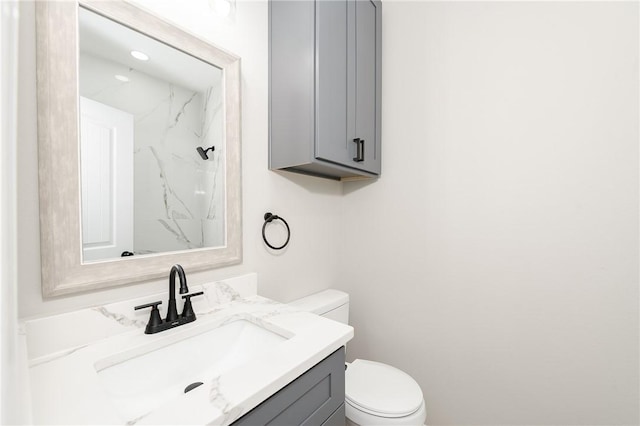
314, 0, 350, 167
315, 0, 381, 175
354, 0, 381, 174
232, 348, 346, 426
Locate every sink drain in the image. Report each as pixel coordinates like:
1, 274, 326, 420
184, 382, 204, 393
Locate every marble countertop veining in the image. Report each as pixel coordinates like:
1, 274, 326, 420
22, 274, 353, 425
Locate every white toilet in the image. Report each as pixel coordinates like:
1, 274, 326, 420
289, 290, 427, 426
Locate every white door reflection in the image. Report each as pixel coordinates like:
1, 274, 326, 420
80, 97, 134, 262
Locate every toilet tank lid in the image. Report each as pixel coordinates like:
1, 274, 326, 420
288, 289, 349, 315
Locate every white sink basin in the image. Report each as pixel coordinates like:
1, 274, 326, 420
95, 318, 288, 421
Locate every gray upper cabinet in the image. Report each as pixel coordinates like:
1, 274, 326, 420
269, 0, 382, 181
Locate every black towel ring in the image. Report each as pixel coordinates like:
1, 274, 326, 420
262, 212, 290, 250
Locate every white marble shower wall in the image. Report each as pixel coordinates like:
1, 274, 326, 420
79, 53, 225, 256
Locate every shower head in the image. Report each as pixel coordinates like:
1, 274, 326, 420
196, 145, 215, 160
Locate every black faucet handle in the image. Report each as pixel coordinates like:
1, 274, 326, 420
181, 292, 204, 319
134, 300, 162, 311
134, 301, 163, 334
181, 291, 204, 300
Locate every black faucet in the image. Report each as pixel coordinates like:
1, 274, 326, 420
134, 264, 204, 334
166, 264, 189, 322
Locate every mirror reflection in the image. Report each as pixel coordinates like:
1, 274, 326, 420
78, 7, 226, 262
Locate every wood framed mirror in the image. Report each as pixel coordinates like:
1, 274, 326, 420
36, 0, 242, 297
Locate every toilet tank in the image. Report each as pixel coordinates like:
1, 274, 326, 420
288, 290, 349, 324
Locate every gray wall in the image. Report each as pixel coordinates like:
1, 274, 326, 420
340, 2, 639, 425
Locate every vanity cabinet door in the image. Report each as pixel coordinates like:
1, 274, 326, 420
232, 347, 345, 426
269, 0, 381, 180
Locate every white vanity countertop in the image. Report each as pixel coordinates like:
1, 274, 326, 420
21, 274, 353, 425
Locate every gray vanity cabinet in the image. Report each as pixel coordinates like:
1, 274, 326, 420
269, 0, 382, 181
232, 347, 345, 425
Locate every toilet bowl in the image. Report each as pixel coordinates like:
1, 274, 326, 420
289, 290, 427, 426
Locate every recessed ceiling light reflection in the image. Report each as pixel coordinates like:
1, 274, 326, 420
130, 50, 149, 61
114, 74, 130, 82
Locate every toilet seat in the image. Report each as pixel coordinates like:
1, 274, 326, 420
345, 359, 424, 418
